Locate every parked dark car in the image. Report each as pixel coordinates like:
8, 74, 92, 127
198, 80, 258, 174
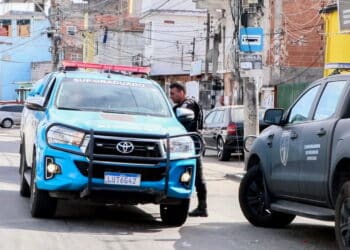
202, 105, 268, 161
0, 104, 24, 128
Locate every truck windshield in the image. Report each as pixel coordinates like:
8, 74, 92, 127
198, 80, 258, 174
55, 78, 171, 117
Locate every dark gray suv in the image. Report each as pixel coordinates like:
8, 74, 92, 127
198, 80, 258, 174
239, 73, 350, 249
202, 105, 267, 161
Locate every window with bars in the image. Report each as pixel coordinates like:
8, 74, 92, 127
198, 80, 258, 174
0, 20, 11, 37
67, 26, 77, 36
17, 19, 30, 37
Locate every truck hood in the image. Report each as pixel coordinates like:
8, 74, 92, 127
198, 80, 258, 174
48, 109, 186, 136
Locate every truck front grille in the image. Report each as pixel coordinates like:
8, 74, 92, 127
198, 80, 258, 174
75, 161, 166, 181
92, 135, 163, 159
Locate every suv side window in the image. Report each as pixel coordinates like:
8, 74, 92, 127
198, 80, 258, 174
313, 81, 347, 120
288, 85, 320, 124
0, 106, 11, 112
205, 111, 217, 124
6, 106, 17, 112
214, 110, 224, 123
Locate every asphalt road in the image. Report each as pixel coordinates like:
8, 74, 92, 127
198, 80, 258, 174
0, 128, 337, 250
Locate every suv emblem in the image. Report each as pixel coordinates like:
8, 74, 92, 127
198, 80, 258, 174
116, 141, 134, 154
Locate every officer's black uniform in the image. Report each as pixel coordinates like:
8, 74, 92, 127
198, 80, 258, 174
173, 98, 208, 217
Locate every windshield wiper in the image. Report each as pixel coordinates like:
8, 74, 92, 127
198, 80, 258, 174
57, 107, 83, 111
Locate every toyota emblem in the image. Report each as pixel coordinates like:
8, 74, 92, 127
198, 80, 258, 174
116, 141, 134, 154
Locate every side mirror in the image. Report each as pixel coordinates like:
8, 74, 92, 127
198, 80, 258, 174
264, 108, 284, 125
25, 96, 45, 111
176, 108, 195, 124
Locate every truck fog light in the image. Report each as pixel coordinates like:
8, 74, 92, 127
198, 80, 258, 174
47, 163, 61, 174
180, 169, 192, 185
180, 172, 191, 183
45, 157, 61, 179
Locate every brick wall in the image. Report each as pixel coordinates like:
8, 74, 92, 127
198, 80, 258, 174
268, 0, 325, 68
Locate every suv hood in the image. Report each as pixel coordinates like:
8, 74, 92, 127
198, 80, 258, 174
49, 110, 186, 136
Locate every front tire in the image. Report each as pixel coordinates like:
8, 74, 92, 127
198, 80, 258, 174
217, 137, 231, 161
160, 199, 190, 226
19, 143, 30, 197
239, 165, 295, 227
29, 152, 57, 218
2, 118, 13, 128
335, 181, 350, 249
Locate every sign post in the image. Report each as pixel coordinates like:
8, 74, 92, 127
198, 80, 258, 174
338, 0, 350, 32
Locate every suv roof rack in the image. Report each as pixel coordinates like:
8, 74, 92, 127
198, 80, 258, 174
60, 60, 151, 75
325, 63, 350, 75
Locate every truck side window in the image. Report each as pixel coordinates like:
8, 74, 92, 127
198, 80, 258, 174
313, 81, 346, 120
288, 85, 320, 124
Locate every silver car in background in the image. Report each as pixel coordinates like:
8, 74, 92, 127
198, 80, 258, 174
0, 104, 24, 128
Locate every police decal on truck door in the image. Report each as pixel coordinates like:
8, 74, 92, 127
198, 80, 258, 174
304, 144, 320, 161
280, 130, 291, 167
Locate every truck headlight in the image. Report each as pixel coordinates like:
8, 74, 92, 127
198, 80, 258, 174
166, 136, 195, 160
47, 125, 90, 153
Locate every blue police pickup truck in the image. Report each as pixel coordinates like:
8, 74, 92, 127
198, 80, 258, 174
239, 73, 350, 248
19, 61, 202, 226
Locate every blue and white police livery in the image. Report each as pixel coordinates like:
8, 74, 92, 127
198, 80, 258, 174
19, 61, 201, 226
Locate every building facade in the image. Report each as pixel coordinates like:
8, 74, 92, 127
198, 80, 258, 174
0, 10, 51, 100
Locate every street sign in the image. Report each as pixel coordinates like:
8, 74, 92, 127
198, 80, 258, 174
239, 53, 262, 70
338, 0, 350, 32
239, 27, 264, 52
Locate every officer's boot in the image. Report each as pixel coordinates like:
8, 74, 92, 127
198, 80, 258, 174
189, 200, 208, 217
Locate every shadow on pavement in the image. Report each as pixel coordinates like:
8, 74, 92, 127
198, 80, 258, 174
0, 166, 20, 185
174, 222, 336, 250
0, 141, 19, 153
0, 189, 168, 235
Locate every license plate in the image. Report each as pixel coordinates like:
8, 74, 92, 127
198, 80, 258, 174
104, 172, 141, 186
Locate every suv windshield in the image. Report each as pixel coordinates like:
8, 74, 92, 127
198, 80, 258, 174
56, 78, 171, 117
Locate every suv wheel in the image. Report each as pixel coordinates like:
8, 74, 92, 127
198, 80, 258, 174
19, 143, 30, 197
239, 165, 295, 227
29, 152, 57, 218
160, 199, 189, 226
217, 137, 231, 161
335, 181, 350, 249
2, 119, 13, 128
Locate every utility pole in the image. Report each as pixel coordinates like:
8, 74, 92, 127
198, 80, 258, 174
236, 0, 264, 161
191, 37, 196, 61
50, 0, 61, 71
205, 11, 210, 77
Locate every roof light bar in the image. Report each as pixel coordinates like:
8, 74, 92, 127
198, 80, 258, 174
61, 60, 151, 75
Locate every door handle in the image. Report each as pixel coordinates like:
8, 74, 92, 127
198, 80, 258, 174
290, 131, 298, 140
317, 128, 326, 137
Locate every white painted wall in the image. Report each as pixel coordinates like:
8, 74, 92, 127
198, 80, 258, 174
0, 3, 35, 14
142, 6, 206, 76
95, 30, 145, 66
141, 0, 199, 12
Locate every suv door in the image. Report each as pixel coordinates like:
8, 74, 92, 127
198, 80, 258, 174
269, 84, 321, 198
298, 80, 347, 202
202, 110, 218, 148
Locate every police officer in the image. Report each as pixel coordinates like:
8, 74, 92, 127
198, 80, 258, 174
169, 82, 208, 217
